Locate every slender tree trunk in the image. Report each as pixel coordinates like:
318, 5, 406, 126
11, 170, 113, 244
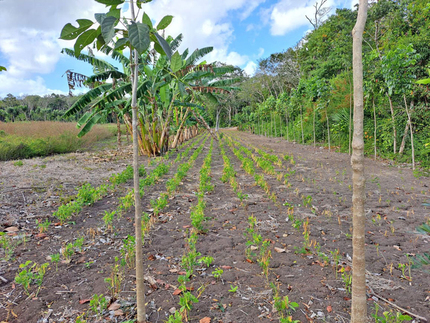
403, 96, 415, 169
373, 97, 377, 160
285, 111, 289, 141
279, 114, 282, 138
300, 106, 304, 144
349, 75, 353, 155
351, 1, 368, 322
398, 121, 409, 156
326, 110, 330, 150
274, 113, 277, 137
313, 104, 316, 147
387, 94, 397, 154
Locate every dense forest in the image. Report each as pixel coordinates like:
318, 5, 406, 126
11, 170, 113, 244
0, 93, 90, 122
232, 0, 430, 170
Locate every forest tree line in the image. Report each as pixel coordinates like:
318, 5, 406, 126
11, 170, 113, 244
233, 0, 430, 169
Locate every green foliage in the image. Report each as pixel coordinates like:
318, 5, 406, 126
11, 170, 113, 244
14, 261, 49, 296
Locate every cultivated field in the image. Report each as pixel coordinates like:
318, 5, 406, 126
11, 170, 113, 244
0, 130, 429, 323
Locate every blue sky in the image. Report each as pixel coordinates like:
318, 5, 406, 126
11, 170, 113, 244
0, 0, 358, 98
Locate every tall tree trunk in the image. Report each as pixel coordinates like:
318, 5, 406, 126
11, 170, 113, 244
274, 113, 277, 137
300, 106, 304, 144
373, 97, 377, 160
398, 121, 409, 156
403, 96, 415, 170
313, 103, 316, 147
326, 110, 330, 150
387, 94, 397, 154
351, 1, 368, 322
279, 114, 282, 138
192, 109, 217, 141
349, 74, 353, 156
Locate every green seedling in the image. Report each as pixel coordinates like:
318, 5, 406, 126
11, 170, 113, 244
120, 235, 135, 268
212, 268, 224, 279
14, 260, 49, 296
36, 219, 50, 233
0, 232, 16, 261
372, 303, 412, 323
89, 294, 108, 318
50, 253, 60, 271
104, 257, 123, 299
198, 256, 214, 268
229, 285, 238, 293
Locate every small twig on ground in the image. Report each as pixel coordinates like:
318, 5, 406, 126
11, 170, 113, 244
367, 285, 428, 322
0, 275, 8, 283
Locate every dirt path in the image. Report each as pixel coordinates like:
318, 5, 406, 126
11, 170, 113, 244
0, 131, 429, 322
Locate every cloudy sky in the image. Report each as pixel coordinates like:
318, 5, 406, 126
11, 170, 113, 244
0, 0, 358, 98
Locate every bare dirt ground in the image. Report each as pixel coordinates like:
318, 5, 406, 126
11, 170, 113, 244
0, 130, 429, 323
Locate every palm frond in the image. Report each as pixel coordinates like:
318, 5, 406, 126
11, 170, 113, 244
170, 34, 183, 52
185, 47, 213, 66
62, 48, 117, 71
63, 83, 113, 117
86, 70, 127, 83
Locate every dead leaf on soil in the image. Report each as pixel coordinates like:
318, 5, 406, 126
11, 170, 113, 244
5, 226, 19, 232
169, 269, 178, 273
108, 302, 121, 311
327, 305, 332, 313
148, 254, 156, 261
114, 309, 123, 316
200, 317, 211, 323
173, 289, 182, 295
79, 299, 91, 304
246, 259, 253, 263
221, 265, 232, 270
393, 245, 402, 251
274, 247, 286, 253
35, 233, 47, 239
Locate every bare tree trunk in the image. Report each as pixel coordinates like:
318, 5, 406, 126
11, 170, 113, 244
129, 17, 146, 323
403, 96, 415, 169
387, 94, 397, 154
351, 1, 368, 322
279, 114, 282, 138
274, 113, 277, 137
313, 104, 316, 147
349, 75, 353, 155
300, 106, 304, 144
326, 110, 330, 150
398, 121, 409, 156
373, 97, 377, 160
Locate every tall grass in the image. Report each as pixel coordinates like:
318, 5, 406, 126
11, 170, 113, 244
0, 121, 115, 161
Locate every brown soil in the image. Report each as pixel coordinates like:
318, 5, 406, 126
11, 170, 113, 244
0, 130, 429, 323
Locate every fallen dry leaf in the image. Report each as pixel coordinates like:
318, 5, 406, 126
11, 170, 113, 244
5, 226, 19, 232
327, 305, 332, 313
245, 259, 253, 263
79, 299, 91, 304
221, 265, 232, 270
113, 309, 124, 316
108, 302, 121, 311
173, 289, 182, 295
274, 247, 286, 253
200, 317, 211, 323
393, 245, 402, 251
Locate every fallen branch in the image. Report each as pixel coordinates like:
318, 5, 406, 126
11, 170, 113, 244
368, 285, 428, 322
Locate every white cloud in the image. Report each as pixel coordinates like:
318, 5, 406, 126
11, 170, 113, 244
257, 47, 265, 58
0, 0, 107, 96
127, 0, 254, 67
244, 61, 258, 76
0, 74, 67, 98
268, 0, 343, 36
